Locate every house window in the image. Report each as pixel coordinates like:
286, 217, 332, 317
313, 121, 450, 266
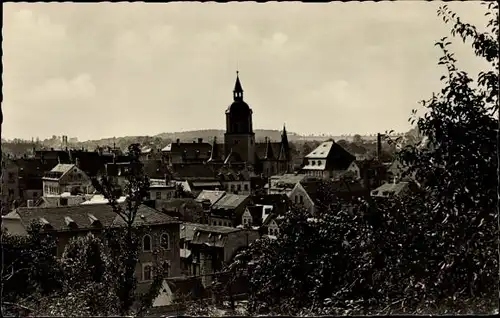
269, 228, 274, 235
33, 192, 38, 198
142, 263, 153, 282
237, 184, 241, 191
300, 195, 304, 204
231, 185, 235, 192
244, 184, 249, 191
295, 195, 298, 204
143, 235, 152, 252
213, 221, 217, 226
243, 218, 247, 224
161, 233, 170, 250
218, 221, 222, 226
156, 191, 162, 200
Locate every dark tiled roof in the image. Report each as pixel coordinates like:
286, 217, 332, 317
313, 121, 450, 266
224, 151, 244, 165
303, 141, 355, 171
300, 180, 323, 203
142, 159, 170, 179
13, 204, 179, 232
195, 190, 226, 206
70, 150, 110, 176
216, 166, 251, 181
251, 194, 291, 215
162, 142, 212, 161
212, 194, 249, 210
255, 142, 282, 161
246, 206, 264, 225
171, 163, 216, 180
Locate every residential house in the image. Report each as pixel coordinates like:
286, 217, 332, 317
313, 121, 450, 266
15, 158, 58, 205
188, 225, 259, 288
216, 166, 252, 195
1, 157, 20, 211
179, 223, 198, 276
162, 139, 212, 165
371, 181, 418, 199
289, 180, 322, 215
356, 159, 388, 190
288, 178, 367, 216
154, 199, 205, 224
301, 140, 356, 180
149, 178, 177, 201
195, 190, 226, 207
210, 194, 252, 227
2, 204, 182, 294
104, 161, 134, 190
80, 194, 127, 205
267, 173, 310, 195
42, 162, 93, 197
35, 193, 94, 208
143, 159, 170, 179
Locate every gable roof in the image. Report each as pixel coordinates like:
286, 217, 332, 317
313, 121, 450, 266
299, 180, 323, 203
303, 141, 355, 171
9, 204, 179, 233
269, 174, 308, 190
44, 164, 78, 180
162, 142, 212, 161
255, 142, 282, 161
212, 193, 249, 210
195, 190, 226, 206
251, 194, 291, 215
371, 181, 411, 197
171, 163, 216, 180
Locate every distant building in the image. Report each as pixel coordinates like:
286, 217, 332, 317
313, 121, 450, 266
371, 180, 418, 199
42, 162, 93, 197
301, 141, 356, 180
2, 203, 182, 294
206, 72, 293, 178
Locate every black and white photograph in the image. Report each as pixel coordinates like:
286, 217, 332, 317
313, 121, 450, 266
0, 1, 498, 316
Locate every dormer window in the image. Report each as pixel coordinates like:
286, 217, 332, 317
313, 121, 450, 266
39, 217, 53, 230
88, 214, 101, 227
64, 216, 77, 228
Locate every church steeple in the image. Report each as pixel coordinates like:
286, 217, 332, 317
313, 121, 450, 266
233, 71, 244, 101
278, 124, 290, 161
263, 137, 275, 160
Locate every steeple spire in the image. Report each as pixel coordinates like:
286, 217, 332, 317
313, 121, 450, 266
233, 71, 243, 101
278, 124, 290, 161
263, 137, 275, 160
207, 136, 221, 163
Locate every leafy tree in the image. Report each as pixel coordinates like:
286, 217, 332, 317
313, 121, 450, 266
225, 2, 499, 315
1, 223, 63, 315
91, 143, 168, 316
352, 134, 364, 145
27, 233, 120, 316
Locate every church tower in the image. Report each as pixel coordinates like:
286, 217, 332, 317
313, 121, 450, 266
224, 72, 256, 164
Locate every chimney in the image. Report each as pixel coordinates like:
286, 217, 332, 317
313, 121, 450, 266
75, 157, 80, 168
198, 138, 203, 143
376, 133, 382, 162
176, 139, 180, 145
192, 140, 196, 144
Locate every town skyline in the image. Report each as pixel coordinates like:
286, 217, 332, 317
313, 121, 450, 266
3, 2, 490, 141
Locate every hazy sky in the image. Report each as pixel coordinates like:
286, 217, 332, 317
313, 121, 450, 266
2, 2, 492, 141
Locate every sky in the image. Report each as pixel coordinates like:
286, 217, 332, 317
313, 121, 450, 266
2, 1, 492, 141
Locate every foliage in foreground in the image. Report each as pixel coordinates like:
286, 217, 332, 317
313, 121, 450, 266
225, 3, 499, 315
1, 144, 168, 316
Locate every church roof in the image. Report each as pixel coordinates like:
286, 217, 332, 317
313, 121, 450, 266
255, 142, 282, 161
